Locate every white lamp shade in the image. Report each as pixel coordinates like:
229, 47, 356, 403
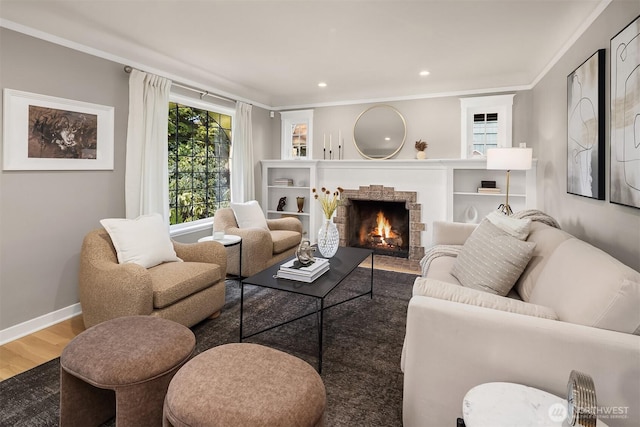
486, 148, 532, 170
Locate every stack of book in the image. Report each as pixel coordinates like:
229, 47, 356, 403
273, 178, 293, 186
276, 258, 330, 282
477, 187, 501, 194
478, 180, 500, 194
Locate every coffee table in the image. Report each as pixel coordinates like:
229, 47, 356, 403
240, 246, 374, 373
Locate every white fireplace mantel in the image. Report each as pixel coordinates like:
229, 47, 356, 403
261, 159, 536, 249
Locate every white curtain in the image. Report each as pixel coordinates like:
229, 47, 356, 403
231, 101, 254, 202
125, 69, 172, 224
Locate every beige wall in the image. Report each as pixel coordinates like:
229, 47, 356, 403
0, 29, 275, 331
0, 28, 129, 331
531, 0, 640, 270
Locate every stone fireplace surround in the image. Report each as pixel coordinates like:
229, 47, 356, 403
335, 185, 424, 261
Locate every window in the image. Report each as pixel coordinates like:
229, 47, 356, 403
168, 99, 232, 225
281, 109, 313, 159
460, 94, 514, 158
472, 112, 499, 155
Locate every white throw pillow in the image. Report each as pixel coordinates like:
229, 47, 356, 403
230, 200, 269, 230
451, 219, 536, 296
100, 213, 180, 269
486, 210, 532, 240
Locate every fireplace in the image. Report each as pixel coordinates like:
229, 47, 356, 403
348, 200, 409, 258
334, 185, 425, 261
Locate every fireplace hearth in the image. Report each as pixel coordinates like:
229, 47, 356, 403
334, 185, 425, 261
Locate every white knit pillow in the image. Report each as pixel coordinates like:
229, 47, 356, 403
231, 200, 269, 230
486, 210, 532, 240
451, 219, 536, 296
100, 213, 180, 269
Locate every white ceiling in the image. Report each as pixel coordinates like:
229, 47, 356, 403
0, 0, 607, 109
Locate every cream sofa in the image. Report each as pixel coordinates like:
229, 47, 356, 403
402, 220, 640, 427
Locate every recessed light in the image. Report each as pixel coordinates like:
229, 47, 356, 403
419, 70, 430, 76
318, 82, 327, 88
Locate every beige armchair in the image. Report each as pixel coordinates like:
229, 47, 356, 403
213, 208, 302, 277
79, 228, 227, 329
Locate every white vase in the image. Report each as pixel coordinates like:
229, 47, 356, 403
416, 151, 427, 159
317, 218, 339, 258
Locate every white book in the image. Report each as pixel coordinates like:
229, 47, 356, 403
279, 257, 329, 274
276, 264, 330, 282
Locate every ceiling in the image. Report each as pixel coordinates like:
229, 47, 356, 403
0, 0, 607, 109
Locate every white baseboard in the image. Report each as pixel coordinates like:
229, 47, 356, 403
0, 303, 82, 346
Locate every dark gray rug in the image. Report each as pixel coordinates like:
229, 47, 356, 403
0, 267, 417, 426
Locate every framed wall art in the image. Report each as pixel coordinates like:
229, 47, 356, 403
3, 89, 114, 170
610, 15, 640, 209
567, 49, 605, 200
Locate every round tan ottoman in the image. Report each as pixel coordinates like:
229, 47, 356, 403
163, 343, 326, 427
60, 316, 195, 427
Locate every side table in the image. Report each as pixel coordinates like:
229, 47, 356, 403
461, 382, 609, 427
198, 234, 242, 280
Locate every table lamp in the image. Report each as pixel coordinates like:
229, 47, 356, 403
486, 147, 532, 215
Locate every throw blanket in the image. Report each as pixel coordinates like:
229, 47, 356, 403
420, 210, 561, 276
511, 209, 561, 229
420, 245, 462, 277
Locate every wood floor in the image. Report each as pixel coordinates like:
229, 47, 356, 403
0, 257, 419, 382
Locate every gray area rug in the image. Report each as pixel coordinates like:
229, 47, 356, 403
0, 267, 417, 426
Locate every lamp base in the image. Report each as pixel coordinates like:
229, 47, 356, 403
496, 203, 513, 216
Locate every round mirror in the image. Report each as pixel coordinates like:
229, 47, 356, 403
353, 105, 406, 160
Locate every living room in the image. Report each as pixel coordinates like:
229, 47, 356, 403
1, 0, 639, 425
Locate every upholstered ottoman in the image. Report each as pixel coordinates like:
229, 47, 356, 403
163, 343, 326, 427
59, 315, 195, 427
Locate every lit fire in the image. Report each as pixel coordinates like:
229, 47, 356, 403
375, 211, 393, 244
358, 210, 401, 248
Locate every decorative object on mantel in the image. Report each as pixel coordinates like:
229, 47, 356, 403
277, 197, 286, 211
323, 131, 343, 160
566, 370, 597, 427
486, 147, 532, 215
353, 104, 406, 160
313, 186, 343, 257
296, 196, 305, 213
415, 139, 428, 159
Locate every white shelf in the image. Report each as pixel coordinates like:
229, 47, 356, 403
454, 192, 526, 197
267, 185, 311, 190
266, 210, 310, 217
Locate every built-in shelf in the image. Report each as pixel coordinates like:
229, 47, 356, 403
261, 160, 318, 238
453, 192, 526, 197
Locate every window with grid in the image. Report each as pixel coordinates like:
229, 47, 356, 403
472, 112, 499, 155
292, 123, 308, 157
168, 102, 232, 225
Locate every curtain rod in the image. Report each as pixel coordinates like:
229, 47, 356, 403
123, 65, 237, 104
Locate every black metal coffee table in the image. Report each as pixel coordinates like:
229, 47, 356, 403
239, 246, 374, 373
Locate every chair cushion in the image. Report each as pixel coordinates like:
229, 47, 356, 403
230, 200, 269, 230
271, 230, 302, 254
412, 278, 558, 320
149, 262, 222, 309
514, 221, 572, 301
451, 219, 536, 296
100, 213, 180, 268
529, 238, 640, 334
